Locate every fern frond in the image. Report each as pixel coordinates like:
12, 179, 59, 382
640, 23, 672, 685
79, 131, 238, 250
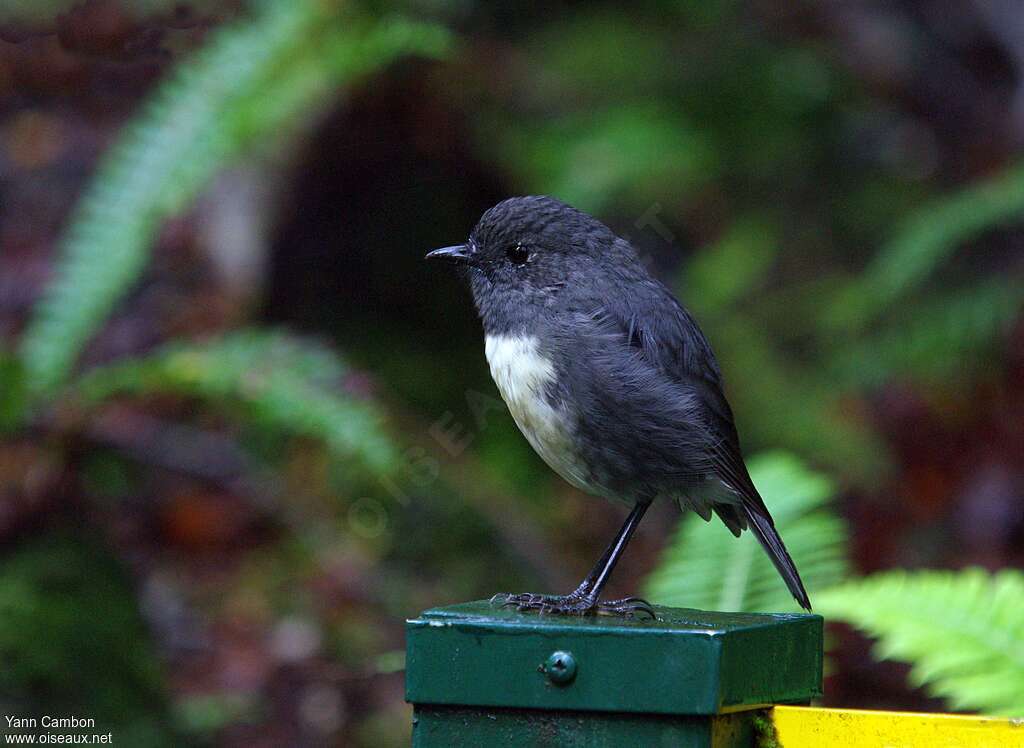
17, 1, 449, 398
829, 161, 1024, 330
71, 330, 396, 474
831, 278, 1024, 388
642, 451, 849, 613
816, 569, 1024, 716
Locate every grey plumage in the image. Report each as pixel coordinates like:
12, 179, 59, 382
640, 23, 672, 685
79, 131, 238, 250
432, 195, 810, 612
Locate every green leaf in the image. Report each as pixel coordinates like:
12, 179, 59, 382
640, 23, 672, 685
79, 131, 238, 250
829, 161, 1024, 330
17, 1, 449, 398
830, 278, 1024, 388
816, 569, 1024, 716
71, 330, 396, 475
642, 451, 849, 613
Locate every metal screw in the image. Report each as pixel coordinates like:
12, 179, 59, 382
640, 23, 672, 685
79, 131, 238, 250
544, 650, 577, 685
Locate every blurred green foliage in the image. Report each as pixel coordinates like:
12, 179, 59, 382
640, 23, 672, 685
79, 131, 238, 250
830, 161, 1024, 330
465, 4, 1023, 485
0, 533, 175, 744
645, 453, 1024, 717
817, 569, 1024, 716
3, 0, 1023, 741
74, 330, 396, 473
2, 0, 449, 741
644, 451, 849, 614
18, 1, 448, 397
494, 102, 717, 214
0, 0, 232, 26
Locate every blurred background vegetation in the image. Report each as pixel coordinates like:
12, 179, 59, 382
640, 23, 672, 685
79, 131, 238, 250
1, 0, 1023, 744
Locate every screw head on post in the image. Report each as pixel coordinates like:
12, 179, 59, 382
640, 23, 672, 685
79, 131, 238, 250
544, 651, 577, 685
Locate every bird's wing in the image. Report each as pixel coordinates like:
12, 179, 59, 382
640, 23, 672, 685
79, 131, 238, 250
592, 283, 811, 610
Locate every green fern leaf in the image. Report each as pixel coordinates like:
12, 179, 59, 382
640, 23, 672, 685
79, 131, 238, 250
17, 1, 449, 398
816, 569, 1024, 716
642, 451, 849, 613
828, 161, 1024, 330
71, 330, 396, 474
831, 278, 1024, 388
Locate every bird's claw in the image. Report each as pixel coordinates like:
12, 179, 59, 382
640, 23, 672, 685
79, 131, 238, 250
489, 592, 657, 620
594, 596, 657, 619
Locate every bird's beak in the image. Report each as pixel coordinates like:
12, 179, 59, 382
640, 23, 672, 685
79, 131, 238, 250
425, 244, 472, 264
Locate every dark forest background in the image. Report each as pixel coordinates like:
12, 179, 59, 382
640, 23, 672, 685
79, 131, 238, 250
1, 1, 1023, 745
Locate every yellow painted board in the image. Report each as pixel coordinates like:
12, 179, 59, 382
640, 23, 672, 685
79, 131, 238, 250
771, 705, 1024, 748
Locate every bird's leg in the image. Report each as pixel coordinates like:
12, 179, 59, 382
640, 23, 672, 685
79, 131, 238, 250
491, 501, 656, 618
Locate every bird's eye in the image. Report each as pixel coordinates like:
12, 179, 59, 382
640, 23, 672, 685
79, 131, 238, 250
506, 243, 529, 265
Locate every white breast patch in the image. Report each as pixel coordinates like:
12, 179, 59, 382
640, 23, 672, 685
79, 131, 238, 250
484, 335, 591, 491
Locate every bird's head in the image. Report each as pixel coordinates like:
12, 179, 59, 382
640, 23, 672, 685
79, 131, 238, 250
426, 196, 637, 332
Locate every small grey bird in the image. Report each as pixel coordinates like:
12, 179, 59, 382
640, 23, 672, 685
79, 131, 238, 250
427, 196, 809, 616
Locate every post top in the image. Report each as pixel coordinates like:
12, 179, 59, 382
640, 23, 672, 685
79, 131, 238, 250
413, 599, 815, 635
406, 600, 823, 716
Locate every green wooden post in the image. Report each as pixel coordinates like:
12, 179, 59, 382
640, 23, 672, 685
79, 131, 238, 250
406, 601, 822, 747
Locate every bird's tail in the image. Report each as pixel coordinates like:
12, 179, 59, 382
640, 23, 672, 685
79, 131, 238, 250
744, 505, 811, 611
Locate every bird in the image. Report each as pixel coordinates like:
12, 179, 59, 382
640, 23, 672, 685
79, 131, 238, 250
426, 196, 810, 617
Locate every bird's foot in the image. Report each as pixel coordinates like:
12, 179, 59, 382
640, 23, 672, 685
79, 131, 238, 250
489, 592, 656, 619
490, 592, 587, 615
